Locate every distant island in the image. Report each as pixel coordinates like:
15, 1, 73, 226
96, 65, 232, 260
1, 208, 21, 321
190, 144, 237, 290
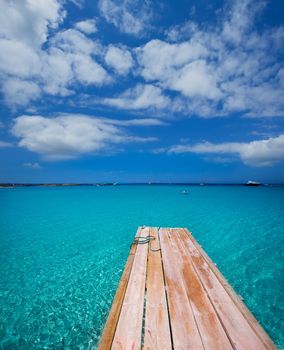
0, 183, 115, 188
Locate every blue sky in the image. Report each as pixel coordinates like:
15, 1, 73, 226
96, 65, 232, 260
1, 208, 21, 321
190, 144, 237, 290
0, 0, 284, 183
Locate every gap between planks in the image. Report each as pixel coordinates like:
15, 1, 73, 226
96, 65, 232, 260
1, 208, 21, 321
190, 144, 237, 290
98, 227, 277, 350
183, 228, 277, 350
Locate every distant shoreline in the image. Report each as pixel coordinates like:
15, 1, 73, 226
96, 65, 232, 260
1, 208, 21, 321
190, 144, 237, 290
1, 183, 284, 188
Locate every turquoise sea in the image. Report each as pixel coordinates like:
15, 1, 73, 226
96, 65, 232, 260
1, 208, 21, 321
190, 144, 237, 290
0, 185, 283, 349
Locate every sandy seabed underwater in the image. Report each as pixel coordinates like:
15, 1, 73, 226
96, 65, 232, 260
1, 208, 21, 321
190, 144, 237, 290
0, 185, 283, 349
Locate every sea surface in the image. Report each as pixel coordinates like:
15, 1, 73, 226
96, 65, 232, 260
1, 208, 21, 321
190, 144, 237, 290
0, 185, 283, 349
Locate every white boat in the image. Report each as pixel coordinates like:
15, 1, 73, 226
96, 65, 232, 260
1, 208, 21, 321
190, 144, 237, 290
245, 180, 261, 186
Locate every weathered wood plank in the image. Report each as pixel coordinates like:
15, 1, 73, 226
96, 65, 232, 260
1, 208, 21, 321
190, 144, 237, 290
159, 228, 204, 350
98, 227, 142, 350
144, 227, 172, 350
169, 229, 233, 350
99, 226, 277, 350
111, 227, 149, 350
179, 228, 274, 350
183, 228, 277, 350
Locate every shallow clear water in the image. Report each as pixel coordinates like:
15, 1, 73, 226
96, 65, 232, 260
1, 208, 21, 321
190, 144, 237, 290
0, 185, 283, 349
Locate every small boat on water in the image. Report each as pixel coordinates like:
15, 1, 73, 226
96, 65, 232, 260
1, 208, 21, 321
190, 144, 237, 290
245, 180, 261, 186
181, 190, 189, 195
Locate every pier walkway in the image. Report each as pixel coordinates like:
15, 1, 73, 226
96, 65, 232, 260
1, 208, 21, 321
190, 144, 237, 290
98, 227, 277, 350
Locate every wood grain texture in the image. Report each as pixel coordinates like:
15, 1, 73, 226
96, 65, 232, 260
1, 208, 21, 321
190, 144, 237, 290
111, 227, 149, 350
159, 228, 204, 350
98, 227, 277, 350
98, 228, 142, 350
183, 228, 277, 350
144, 227, 172, 350
179, 228, 273, 350
170, 229, 233, 350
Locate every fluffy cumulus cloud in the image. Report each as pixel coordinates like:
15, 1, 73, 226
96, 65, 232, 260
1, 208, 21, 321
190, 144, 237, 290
105, 46, 133, 75
0, 0, 283, 119
75, 19, 97, 34
0, 39, 41, 78
0, 0, 65, 48
0, 1, 111, 107
45, 29, 110, 90
167, 135, 284, 167
135, 0, 284, 117
136, 39, 208, 82
102, 84, 170, 110
2, 79, 41, 107
51, 28, 99, 54
40, 47, 74, 96
11, 114, 158, 160
0, 0, 62, 105
98, 0, 152, 36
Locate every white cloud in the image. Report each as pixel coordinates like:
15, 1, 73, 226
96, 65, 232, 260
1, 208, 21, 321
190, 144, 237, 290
51, 28, 100, 54
71, 115, 166, 126
69, 0, 84, 9
167, 135, 284, 167
49, 29, 111, 86
0, 0, 65, 48
105, 46, 133, 75
41, 48, 74, 96
41, 29, 110, 94
0, 38, 41, 78
0, 0, 283, 119
11, 114, 158, 160
221, 0, 265, 44
98, 0, 152, 36
0, 0, 62, 106
2, 79, 41, 107
171, 60, 221, 99
0, 23, 110, 106
75, 19, 97, 34
102, 84, 170, 110
72, 53, 110, 86
0, 2, 112, 107
135, 0, 284, 117
136, 39, 208, 81
165, 21, 198, 42
84, 114, 168, 126
23, 162, 42, 169
112, 118, 167, 126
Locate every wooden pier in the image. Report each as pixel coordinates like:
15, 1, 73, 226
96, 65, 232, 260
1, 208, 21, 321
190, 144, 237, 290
98, 227, 277, 350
